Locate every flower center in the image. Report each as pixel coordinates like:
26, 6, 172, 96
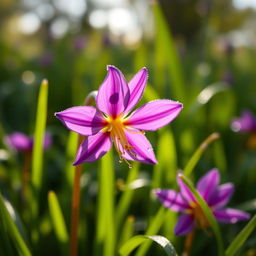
188, 202, 209, 229
104, 116, 135, 167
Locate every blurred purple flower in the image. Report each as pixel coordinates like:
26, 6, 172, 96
38, 52, 54, 68
55, 65, 183, 166
102, 32, 111, 47
222, 70, 234, 85
154, 169, 250, 236
5, 132, 33, 152
73, 36, 87, 51
231, 111, 256, 133
5, 132, 52, 152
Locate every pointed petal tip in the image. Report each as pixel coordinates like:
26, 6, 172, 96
107, 65, 118, 71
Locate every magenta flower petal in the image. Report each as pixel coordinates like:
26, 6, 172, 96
124, 67, 148, 115
175, 214, 195, 236
208, 183, 234, 209
120, 131, 157, 164
73, 132, 112, 165
213, 208, 250, 223
96, 65, 130, 118
55, 106, 105, 136
154, 189, 189, 212
127, 100, 182, 131
196, 168, 220, 201
177, 174, 196, 204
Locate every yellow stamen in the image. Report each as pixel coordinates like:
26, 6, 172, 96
103, 115, 136, 167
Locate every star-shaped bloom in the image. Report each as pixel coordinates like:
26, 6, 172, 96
154, 169, 250, 236
5, 132, 52, 152
55, 66, 182, 166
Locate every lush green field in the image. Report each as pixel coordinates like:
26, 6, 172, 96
1, 1, 256, 255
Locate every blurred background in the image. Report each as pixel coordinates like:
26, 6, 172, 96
1, 0, 256, 255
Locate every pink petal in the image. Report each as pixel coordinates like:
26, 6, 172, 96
55, 106, 105, 136
175, 214, 195, 236
96, 66, 130, 118
154, 189, 189, 212
121, 130, 157, 164
208, 183, 234, 209
126, 100, 182, 131
73, 132, 112, 165
124, 67, 148, 115
213, 208, 250, 223
196, 168, 220, 202
177, 174, 196, 205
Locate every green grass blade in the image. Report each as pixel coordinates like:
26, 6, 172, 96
95, 150, 116, 256
30, 79, 48, 244
180, 174, 224, 256
153, 3, 185, 102
183, 133, 220, 177
48, 191, 69, 253
65, 131, 79, 189
225, 215, 256, 256
152, 129, 177, 188
116, 163, 139, 234
118, 216, 135, 248
135, 207, 166, 256
31, 79, 48, 194
0, 193, 31, 256
119, 235, 177, 256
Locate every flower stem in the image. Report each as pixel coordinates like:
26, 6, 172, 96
22, 151, 31, 201
69, 136, 83, 256
182, 231, 195, 256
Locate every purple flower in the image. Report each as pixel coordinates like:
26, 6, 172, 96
38, 52, 54, 68
231, 111, 256, 133
154, 169, 250, 236
5, 132, 52, 152
73, 36, 87, 51
55, 66, 182, 166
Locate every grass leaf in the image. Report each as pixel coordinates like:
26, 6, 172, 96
135, 207, 166, 256
48, 191, 69, 253
95, 150, 116, 256
225, 215, 256, 256
0, 193, 31, 256
31, 79, 48, 193
119, 235, 177, 256
183, 133, 220, 177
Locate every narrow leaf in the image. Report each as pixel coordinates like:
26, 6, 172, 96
95, 150, 115, 256
48, 191, 69, 252
119, 235, 177, 256
116, 163, 139, 234
0, 194, 31, 256
225, 215, 256, 256
153, 3, 185, 102
31, 79, 48, 193
135, 207, 166, 256
183, 133, 220, 177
